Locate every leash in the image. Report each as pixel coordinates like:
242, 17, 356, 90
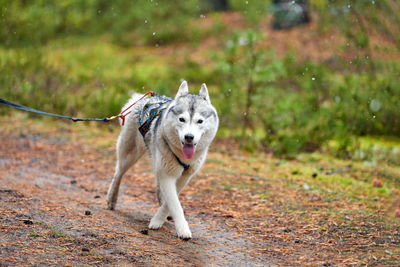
0, 91, 154, 126
1, 91, 190, 170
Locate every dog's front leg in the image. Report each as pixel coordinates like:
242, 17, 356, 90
149, 172, 194, 231
156, 176, 192, 239
149, 203, 169, 229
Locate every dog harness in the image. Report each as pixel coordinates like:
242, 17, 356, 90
138, 94, 172, 137
138, 94, 190, 171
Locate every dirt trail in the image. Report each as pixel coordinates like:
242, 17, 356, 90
0, 131, 269, 266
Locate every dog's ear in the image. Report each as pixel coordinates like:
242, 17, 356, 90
199, 83, 211, 104
176, 80, 189, 99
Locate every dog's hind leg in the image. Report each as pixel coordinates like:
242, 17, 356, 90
107, 132, 144, 210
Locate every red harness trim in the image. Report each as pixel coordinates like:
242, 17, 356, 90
119, 91, 154, 126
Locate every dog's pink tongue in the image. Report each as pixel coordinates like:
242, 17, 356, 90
182, 144, 195, 159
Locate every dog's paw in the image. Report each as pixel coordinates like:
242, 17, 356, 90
148, 218, 165, 230
177, 229, 192, 240
106, 200, 116, 210
176, 222, 192, 240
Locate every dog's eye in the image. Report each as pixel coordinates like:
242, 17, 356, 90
197, 119, 203, 124
179, 117, 185, 123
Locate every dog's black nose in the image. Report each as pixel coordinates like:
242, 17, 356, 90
184, 133, 194, 143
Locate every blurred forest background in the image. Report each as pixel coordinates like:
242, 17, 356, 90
2, 2, 400, 264
1, 0, 400, 162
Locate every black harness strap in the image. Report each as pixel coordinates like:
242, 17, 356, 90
161, 136, 190, 171
174, 154, 190, 171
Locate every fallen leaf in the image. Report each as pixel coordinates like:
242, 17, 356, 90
372, 179, 383, 188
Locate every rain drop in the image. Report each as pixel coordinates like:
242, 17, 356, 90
370, 99, 381, 112
153, 32, 156, 36
312, 77, 315, 81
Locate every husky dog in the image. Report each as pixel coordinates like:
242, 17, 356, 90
106, 81, 219, 239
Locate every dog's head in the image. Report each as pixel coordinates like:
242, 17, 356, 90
164, 81, 219, 159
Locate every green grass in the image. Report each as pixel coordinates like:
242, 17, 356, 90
29, 231, 40, 237
1, 4, 400, 159
49, 229, 68, 238
201, 142, 400, 226
37, 220, 73, 240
